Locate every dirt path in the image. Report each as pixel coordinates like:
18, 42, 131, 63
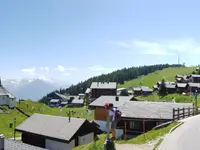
115, 138, 162, 150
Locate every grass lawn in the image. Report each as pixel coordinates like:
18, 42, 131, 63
118, 67, 195, 88
117, 122, 179, 144
0, 100, 94, 138
73, 122, 179, 150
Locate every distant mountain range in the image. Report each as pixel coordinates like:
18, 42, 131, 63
2, 78, 70, 101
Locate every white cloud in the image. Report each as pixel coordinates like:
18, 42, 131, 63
21, 68, 36, 75
109, 38, 200, 55
63, 73, 70, 76
40, 67, 50, 72
55, 65, 77, 72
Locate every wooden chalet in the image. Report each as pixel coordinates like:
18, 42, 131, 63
15, 114, 101, 150
190, 74, 200, 83
176, 83, 188, 93
90, 82, 117, 99
68, 98, 84, 107
89, 95, 134, 131
187, 83, 200, 92
117, 101, 192, 139
165, 84, 176, 94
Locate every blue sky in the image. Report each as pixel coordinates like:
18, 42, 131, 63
1, 0, 200, 83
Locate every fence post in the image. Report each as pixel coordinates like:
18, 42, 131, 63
193, 106, 195, 116
183, 108, 185, 119
173, 108, 175, 121
188, 107, 190, 117
177, 108, 180, 120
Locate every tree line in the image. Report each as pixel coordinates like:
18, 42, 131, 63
39, 64, 183, 104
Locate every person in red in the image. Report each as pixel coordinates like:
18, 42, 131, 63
108, 103, 121, 141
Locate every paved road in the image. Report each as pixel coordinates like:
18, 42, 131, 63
159, 115, 200, 150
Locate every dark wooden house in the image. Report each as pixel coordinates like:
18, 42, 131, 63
68, 98, 84, 107
176, 83, 188, 93
190, 74, 200, 83
89, 95, 134, 131
15, 114, 101, 150
117, 101, 192, 139
165, 84, 176, 94
133, 87, 142, 96
187, 83, 200, 92
90, 82, 117, 99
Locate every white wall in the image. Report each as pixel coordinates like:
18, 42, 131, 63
94, 120, 111, 132
116, 129, 124, 140
78, 132, 94, 146
45, 139, 74, 150
0, 96, 16, 108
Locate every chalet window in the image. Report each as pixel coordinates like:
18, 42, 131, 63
129, 121, 140, 129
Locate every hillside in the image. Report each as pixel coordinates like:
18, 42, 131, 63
119, 67, 195, 88
0, 100, 94, 138
40, 64, 183, 104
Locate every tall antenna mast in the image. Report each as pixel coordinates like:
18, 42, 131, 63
178, 54, 180, 65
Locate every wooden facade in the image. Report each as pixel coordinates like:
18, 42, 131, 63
17, 120, 99, 149
94, 107, 107, 121
117, 118, 170, 139
91, 89, 116, 99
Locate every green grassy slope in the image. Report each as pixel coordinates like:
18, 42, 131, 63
73, 122, 179, 150
0, 100, 94, 138
118, 67, 195, 88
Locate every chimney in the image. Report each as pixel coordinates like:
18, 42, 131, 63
115, 96, 119, 101
0, 134, 4, 150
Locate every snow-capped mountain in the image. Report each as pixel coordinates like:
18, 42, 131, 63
2, 78, 70, 101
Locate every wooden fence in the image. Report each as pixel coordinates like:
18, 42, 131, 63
173, 107, 200, 121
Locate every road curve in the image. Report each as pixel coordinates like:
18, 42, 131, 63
159, 115, 200, 150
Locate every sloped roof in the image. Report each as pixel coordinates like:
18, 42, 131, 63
176, 83, 187, 88
15, 114, 87, 142
133, 87, 141, 91
191, 74, 200, 78
54, 93, 68, 101
89, 96, 132, 108
4, 139, 48, 150
118, 101, 192, 120
0, 85, 15, 99
71, 99, 84, 104
165, 84, 176, 89
85, 88, 91, 94
50, 99, 60, 103
90, 82, 117, 89
188, 83, 200, 88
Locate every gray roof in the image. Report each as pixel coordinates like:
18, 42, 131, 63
133, 87, 141, 91
0, 85, 15, 99
89, 96, 132, 108
188, 83, 200, 88
50, 99, 60, 103
54, 93, 68, 101
90, 82, 117, 89
15, 114, 86, 142
61, 101, 68, 105
165, 84, 176, 89
117, 88, 127, 91
4, 139, 48, 150
191, 74, 200, 78
176, 83, 187, 88
85, 88, 91, 94
141, 87, 153, 92
118, 101, 193, 120
153, 85, 158, 89
71, 99, 84, 104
